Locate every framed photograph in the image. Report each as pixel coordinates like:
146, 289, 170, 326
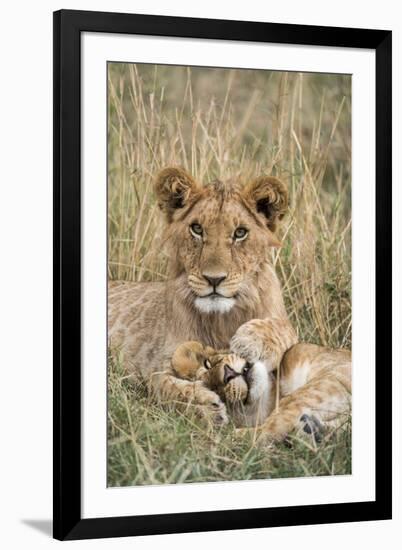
53, 9, 392, 541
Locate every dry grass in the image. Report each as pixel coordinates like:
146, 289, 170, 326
108, 351, 351, 486
107, 63, 352, 486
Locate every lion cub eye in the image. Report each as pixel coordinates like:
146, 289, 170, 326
204, 358, 212, 370
190, 223, 203, 238
233, 227, 248, 241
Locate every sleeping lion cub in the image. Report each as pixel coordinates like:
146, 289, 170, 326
171, 341, 275, 428
170, 340, 351, 442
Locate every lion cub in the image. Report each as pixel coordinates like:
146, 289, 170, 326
171, 341, 276, 427
172, 340, 351, 442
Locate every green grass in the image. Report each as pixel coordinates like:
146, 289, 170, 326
107, 63, 352, 486
108, 353, 351, 487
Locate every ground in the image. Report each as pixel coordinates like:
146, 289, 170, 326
108, 352, 351, 486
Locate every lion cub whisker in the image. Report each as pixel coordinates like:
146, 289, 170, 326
170, 340, 351, 440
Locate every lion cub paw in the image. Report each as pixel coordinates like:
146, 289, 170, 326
230, 320, 265, 365
252, 413, 325, 446
235, 413, 291, 446
230, 318, 297, 371
193, 382, 229, 426
299, 414, 324, 444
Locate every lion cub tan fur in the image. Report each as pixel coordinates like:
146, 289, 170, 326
171, 341, 275, 427
109, 166, 351, 440
171, 341, 351, 439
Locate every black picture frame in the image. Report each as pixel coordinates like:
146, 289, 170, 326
53, 9, 392, 541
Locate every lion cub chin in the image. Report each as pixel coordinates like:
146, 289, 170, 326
229, 361, 275, 427
171, 341, 275, 428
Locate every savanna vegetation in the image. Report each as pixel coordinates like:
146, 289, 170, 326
107, 63, 352, 487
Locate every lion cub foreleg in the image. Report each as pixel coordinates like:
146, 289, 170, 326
149, 345, 228, 426
257, 376, 350, 443
243, 343, 351, 443
149, 371, 228, 425
230, 318, 298, 372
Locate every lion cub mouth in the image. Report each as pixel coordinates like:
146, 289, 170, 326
222, 362, 253, 405
223, 373, 249, 403
224, 362, 270, 407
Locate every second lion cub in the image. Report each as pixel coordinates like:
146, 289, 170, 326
171, 340, 351, 442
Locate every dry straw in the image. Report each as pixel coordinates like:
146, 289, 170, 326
108, 64, 351, 349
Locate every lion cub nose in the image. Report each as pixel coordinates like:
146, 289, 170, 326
224, 364, 238, 385
203, 274, 227, 288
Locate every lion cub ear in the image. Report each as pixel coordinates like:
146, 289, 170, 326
155, 167, 201, 222
242, 175, 288, 236
171, 341, 216, 380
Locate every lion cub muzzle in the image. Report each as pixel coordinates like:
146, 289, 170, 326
171, 341, 251, 404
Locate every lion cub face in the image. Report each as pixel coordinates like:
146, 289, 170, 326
171, 341, 253, 405
155, 167, 288, 314
200, 353, 251, 404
